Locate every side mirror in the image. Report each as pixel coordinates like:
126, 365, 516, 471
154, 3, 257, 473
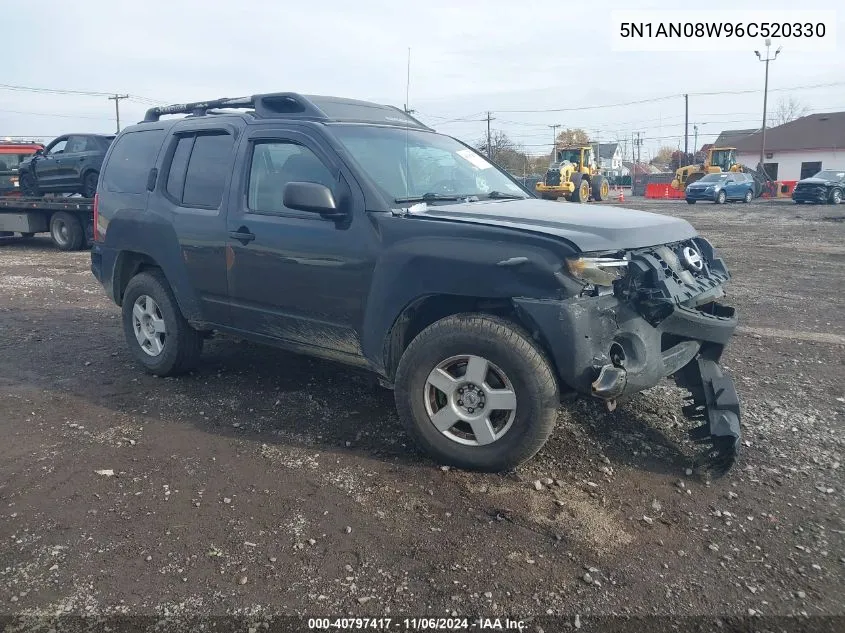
34, 148, 44, 156
283, 181, 344, 218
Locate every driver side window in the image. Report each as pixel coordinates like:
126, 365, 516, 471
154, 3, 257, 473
47, 139, 67, 155
248, 141, 334, 214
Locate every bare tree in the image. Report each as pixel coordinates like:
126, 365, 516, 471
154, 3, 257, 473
770, 96, 809, 127
650, 145, 674, 166
476, 131, 529, 174
555, 128, 590, 148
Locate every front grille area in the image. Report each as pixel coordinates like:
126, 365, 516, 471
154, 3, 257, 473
620, 238, 730, 309
545, 169, 561, 186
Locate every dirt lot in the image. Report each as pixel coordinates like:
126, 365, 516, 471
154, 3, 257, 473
1, 199, 843, 629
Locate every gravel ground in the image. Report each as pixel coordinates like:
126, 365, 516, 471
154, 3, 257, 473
0, 198, 843, 631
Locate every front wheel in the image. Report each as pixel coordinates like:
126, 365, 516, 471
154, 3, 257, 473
394, 314, 559, 471
743, 189, 753, 203
830, 188, 842, 205
716, 190, 727, 205
121, 270, 203, 376
19, 172, 39, 197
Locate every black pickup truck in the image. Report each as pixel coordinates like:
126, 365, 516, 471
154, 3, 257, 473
90, 92, 741, 474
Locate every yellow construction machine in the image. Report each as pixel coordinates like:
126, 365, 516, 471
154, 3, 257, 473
535, 145, 609, 202
671, 147, 745, 190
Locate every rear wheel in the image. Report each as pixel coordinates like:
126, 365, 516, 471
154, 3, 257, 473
19, 172, 39, 197
831, 188, 842, 205
591, 175, 609, 201
394, 314, 559, 471
82, 171, 98, 198
121, 270, 203, 376
49, 212, 85, 251
743, 189, 753, 203
716, 190, 727, 205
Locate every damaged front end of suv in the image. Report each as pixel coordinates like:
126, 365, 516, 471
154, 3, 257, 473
516, 237, 741, 476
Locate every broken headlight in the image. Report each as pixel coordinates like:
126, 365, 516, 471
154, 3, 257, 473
566, 255, 629, 287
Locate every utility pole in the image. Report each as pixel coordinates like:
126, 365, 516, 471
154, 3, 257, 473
635, 132, 642, 165
486, 111, 495, 159
693, 124, 699, 154
108, 94, 129, 133
683, 93, 689, 167
755, 39, 781, 178
549, 123, 560, 162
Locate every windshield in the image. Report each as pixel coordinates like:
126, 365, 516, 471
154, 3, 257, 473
557, 149, 582, 164
330, 125, 528, 201
699, 173, 730, 183
710, 149, 735, 170
813, 170, 845, 180
0, 152, 34, 171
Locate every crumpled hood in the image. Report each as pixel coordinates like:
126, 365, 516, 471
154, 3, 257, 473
402, 198, 697, 252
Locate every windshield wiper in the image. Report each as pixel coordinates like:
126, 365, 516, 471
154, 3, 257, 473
394, 193, 464, 203
487, 191, 527, 200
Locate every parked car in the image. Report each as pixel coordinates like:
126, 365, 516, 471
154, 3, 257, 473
791, 169, 844, 205
0, 140, 43, 196
90, 92, 741, 474
685, 173, 755, 204
18, 133, 115, 198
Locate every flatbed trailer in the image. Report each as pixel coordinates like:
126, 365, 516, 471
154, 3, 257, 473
0, 196, 93, 251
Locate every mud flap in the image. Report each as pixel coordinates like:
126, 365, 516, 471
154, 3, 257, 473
674, 357, 741, 477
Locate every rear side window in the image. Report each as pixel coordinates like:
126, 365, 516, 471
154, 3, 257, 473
103, 129, 166, 193
166, 136, 194, 201
182, 133, 234, 208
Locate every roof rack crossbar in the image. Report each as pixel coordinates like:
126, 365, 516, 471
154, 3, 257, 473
143, 97, 254, 122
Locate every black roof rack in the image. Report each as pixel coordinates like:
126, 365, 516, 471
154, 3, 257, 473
142, 92, 433, 131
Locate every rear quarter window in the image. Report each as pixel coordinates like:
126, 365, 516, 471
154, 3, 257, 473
102, 129, 166, 193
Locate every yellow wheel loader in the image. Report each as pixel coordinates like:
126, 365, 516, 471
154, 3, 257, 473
535, 146, 609, 202
671, 147, 745, 189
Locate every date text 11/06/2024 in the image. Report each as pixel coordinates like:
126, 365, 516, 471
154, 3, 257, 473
307, 617, 527, 630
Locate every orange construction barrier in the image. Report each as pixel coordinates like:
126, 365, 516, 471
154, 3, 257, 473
645, 183, 685, 199
776, 180, 797, 198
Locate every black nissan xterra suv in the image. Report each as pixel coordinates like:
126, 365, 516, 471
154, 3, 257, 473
90, 92, 741, 474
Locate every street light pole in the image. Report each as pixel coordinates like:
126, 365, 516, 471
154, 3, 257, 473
754, 39, 781, 178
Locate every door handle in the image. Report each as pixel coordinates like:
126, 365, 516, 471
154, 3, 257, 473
229, 227, 255, 244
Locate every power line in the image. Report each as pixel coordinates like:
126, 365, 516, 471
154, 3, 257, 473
0, 82, 165, 105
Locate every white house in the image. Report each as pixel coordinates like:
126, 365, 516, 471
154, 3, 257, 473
733, 112, 845, 181
591, 142, 624, 178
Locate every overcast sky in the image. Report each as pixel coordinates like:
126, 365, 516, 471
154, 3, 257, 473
3, 0, 842, 160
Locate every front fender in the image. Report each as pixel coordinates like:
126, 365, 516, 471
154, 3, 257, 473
359, 234, 572, 373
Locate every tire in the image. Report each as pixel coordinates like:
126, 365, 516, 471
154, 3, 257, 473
121, 270, 203, 377
743, 189, 753, 203
394, 314, 559, 471
49, 212, 85, 251
831, 188, 842, 205
686, 199, 696, 204
715, 190, 726, 205
570, 173, 590, 203
19, 172, 39, 197
591, 175, 608, 201
82, 171, 98, 198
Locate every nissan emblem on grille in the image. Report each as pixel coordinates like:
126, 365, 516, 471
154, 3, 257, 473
682, 246, 704, 272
